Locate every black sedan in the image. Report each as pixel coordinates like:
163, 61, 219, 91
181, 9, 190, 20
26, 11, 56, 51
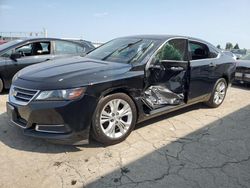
0, 38, 95, 92
7, 35, 236, 145
234, 54, 250, 84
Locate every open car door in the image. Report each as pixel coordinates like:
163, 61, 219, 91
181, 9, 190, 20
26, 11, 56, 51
143, 38, 189, 110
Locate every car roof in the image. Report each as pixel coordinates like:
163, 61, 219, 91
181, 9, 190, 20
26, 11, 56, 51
119, 35, 214, 46
20, 37, 80, 43
0, 38, 84, 53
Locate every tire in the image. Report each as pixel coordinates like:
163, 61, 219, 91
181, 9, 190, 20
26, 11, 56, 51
91, 93, 137, 145
0, 78, 3, 93
205, 78, 227, 108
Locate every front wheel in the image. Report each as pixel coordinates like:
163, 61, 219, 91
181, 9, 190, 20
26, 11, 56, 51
205, 78, 227, 108
91, 93, 137, 145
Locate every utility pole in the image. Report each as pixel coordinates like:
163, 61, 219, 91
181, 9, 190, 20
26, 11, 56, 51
43, 28, 48, 37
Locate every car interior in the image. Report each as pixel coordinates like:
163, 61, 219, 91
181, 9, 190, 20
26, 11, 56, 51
189, 41, 209, 60
16, 42, 51, 56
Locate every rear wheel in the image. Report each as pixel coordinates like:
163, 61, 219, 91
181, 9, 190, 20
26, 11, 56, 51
0, 78, 3, 93
205, 78, 227, 108
91, 93, 137, 145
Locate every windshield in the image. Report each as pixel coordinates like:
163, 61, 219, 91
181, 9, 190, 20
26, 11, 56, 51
0, 39, 23, 51
86, 38, 157, 63
241, 53, 250, 60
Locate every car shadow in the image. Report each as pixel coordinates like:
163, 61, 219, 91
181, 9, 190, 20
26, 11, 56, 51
232, 83, 250, 90
0, 103, 207, 154
0, 111, 104, 153
136, 103, 206, 130
87, 104, 250, 187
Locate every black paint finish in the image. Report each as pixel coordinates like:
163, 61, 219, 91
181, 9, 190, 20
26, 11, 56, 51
7, 35, 236, 144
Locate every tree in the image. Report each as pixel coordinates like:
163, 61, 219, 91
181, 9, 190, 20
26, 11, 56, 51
225, 42, 233, 50
157, 43, 183, 61
216, 45, 221, 49
233, 43, 240, 49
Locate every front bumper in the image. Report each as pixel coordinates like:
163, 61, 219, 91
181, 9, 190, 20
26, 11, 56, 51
6, 94, 98, 145
234, 72, 250, 84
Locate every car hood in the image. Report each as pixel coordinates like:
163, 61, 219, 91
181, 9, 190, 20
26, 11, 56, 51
236, 60, 250, 68
16, 56, 132, 88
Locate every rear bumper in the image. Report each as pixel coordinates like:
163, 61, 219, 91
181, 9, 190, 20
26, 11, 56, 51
6, 94, 98, 145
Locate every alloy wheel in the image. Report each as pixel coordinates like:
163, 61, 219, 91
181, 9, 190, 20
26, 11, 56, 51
213, 81, 226, 105
100, 99, 133, 139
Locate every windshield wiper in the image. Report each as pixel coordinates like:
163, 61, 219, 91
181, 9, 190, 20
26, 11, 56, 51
101, 39, 143, 61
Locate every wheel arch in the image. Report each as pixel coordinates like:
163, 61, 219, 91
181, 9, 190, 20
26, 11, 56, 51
222, 74, 229, 87
99, 87, 140, 122
0, 74, 5, 91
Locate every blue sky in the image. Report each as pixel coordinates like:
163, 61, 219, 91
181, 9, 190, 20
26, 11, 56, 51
0, 0, 250, 48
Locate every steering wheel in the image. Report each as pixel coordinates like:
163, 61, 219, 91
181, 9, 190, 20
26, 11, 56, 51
18, 51, 25, 57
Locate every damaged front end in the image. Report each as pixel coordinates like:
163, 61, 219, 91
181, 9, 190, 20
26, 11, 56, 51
143, 85, 184, 109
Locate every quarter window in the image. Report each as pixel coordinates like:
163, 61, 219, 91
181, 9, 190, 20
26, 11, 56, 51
208, 46, 219, 58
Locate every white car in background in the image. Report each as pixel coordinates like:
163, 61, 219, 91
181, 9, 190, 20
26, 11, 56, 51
222, 50, 237, 60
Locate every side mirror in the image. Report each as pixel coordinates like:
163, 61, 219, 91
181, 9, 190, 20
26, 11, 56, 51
81, 52, 87, 56
10, 52, 22, 61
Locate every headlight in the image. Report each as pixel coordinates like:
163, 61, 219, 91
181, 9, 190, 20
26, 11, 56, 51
35, 87, 86, 101
12, 72, 20, 82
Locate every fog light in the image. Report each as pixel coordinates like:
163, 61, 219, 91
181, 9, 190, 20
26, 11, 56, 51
35, 124, 69, 133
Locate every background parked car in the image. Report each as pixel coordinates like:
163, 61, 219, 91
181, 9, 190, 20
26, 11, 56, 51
0, 38, 95, 92
0, 40, 7, 45
234, 53, 250, 85
71, 39, 95, 53
222, 50, 237, 60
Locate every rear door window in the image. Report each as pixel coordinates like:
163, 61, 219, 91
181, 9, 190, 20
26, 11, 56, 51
54, 41, 81, 55
189, 41, 210, 60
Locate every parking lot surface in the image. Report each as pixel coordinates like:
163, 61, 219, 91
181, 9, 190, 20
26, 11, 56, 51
0, 86, 250, 188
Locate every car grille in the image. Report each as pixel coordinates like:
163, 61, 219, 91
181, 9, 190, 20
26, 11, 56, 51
9, 86, 39, 105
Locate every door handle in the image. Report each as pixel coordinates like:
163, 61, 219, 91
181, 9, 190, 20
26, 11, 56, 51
41, 59, 51, 63
209, 62, 216, 67
170, 66, 184, 71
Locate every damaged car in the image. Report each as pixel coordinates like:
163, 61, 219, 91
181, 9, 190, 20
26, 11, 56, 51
234, 53, 250, 85
7, 35, 236, 145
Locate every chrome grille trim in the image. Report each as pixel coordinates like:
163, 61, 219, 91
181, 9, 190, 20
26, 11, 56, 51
9, 85, 40, 106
